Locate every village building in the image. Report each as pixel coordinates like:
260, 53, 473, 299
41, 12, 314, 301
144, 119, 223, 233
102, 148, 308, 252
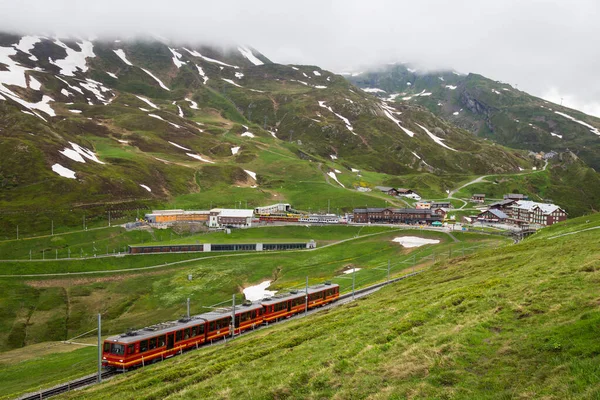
510, 201, 567, 226
145, 209, 210, 224
504, 193, 528, 201
431, 201, 453, 209
254, 203, 292, 214
471, 194, 486, 203
374, 186, 399, 196
415, 201, 431, 210
352, 208, 442, 225
489, 199, 517, 210
209, 209, 254, 228
477, 209, 509, 223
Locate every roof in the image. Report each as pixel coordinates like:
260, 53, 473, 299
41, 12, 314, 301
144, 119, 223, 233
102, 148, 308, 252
105, 302, 263, 343
504, 193, 526, 199
472, 194, 485, 197
214, 209, 254, 218
486, 209, 509, 219
489, 199, 516, 207
354, 208, 386, 213
374, 186, 396, 192
397, 188, 412, 193
147, 209, 211, 216
515, 201, 563, 215
260, 284, 339, 305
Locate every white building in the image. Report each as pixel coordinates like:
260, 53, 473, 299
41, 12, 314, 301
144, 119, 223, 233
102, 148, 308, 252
209, 209, 254, 228
254, 203, 291, 214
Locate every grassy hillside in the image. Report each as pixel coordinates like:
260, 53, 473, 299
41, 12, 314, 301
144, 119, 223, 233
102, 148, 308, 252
348, 65, 600, 170
1, 33, 539, 236
59, 214, 600, 399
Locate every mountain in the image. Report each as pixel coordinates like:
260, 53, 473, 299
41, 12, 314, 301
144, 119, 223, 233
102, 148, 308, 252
346, 64, 600, 170
0, 33, 539, 233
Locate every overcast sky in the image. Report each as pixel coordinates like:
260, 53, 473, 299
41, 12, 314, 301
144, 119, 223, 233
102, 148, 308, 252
2, 0, 599, 117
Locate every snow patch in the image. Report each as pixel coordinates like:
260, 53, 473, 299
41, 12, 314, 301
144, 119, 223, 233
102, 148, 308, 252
362, 87, 386, 93
169, 47, 185, 68
186, 153, 215, 163
52, 39, 95, 76
318, 101, 355, 135
106, 72, 118, 79
29, 76, 41, 90
416, 124, 457, 152
231, 146, 240, 155
195, 65, 208, 84
235, 72, 244, 79
136, 95, 158, 109
343, 268, 360, 274
52, 163, 76, 179
554, 111, 600, 136
238, 46, 263, 65
185, 97, 198, 109
243, 281, 276, 301
169, 141, 191, 151
330, 154, 338, 160
113, 49, 133, 66
140, 68, 170, 91
244, 170, 257, 180
68, 109, 82, 114
550, 132, 563, 139
313, 70, 321, 76
148, 114, 180, 128
445, 85, 457, 90
392, 236, 440, 248
139, 184, 152, 192
177, 105, 184, 117
222, 78, 242, 88
184, 48, 239, 68
241, 132, 255, 138
327, 171, 345, 187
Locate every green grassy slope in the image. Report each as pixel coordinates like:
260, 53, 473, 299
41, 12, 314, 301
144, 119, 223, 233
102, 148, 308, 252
61, 214, 600, 399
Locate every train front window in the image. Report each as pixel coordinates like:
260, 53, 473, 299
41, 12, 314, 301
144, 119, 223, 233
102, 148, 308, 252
111, 343, 125, 355
103, 342, 110, 353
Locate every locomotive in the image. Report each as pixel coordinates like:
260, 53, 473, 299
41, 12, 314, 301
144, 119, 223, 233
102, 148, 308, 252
102, 283, 339, 370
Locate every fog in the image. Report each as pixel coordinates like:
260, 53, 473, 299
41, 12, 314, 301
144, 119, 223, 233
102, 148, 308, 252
2, 0, 599, 116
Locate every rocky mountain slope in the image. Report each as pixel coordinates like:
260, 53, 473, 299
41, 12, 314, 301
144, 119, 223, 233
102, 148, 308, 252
346, 64, 600, 170
0, 33, 541, 233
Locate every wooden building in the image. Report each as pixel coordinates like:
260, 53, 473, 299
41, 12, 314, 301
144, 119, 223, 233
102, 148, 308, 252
471, 194, 486, 203
353, 208, 442, 224
477, 209, 509, 223
374, 186, 399, 196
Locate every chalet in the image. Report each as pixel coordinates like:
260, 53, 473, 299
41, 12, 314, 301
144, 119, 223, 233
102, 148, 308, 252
477, 209, 509, 223
471, 194, 485, 203
353, 208, 442, 225
374, 186, 399, 196
504, 193, 528, 201
510, 201, 567, 226
433, 207, 451, 219
397, 188, 413, 195
209, 209, 254, 228
489, 199, 516, 210
431, 201, 453, 209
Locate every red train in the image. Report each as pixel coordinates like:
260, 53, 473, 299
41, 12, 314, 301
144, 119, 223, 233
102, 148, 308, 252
102, 283, 339, 370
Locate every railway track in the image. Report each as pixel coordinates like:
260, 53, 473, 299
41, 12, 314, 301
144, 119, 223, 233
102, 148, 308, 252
16, 270, 422, 400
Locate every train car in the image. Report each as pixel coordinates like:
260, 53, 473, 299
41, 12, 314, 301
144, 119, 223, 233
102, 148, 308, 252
103, 284, 339, 370
261, 291, 306, 323
261, 283, 340, 322
102, 302, 263, 370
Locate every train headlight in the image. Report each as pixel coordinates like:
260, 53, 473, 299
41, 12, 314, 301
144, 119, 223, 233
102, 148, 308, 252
102, 357, 107, 360
119, 359, 123, 362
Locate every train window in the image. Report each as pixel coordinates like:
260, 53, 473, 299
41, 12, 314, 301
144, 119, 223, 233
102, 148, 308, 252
209, 321, 215, 331
127, 344, 135, 355
140, 340, 148, 353
191, 326, 197, 337
103, 342, 110, 353
198, 324, 205, 334
111, 343, 125, 355
235, 315, 240, 326
176, 330, 182, 342
149, 338, 156, 350
251, 310, 256, 319
158, 335, 165, 347
218, 318, 229, 329
184, 329, 190, 340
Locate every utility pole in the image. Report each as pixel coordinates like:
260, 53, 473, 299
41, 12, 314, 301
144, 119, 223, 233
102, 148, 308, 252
51, 220, 54, 236
387, 259, 391, 282
83, 215, 85, 230
327, 199, 330, 214
108, 211, 111, 227
231, 294, 236, 338
352, 268, 356, 300
29, 249, 31, 260
305, 276, 309, 316
97, 314, 102, 383
187, 298, 190, 319
16, 225, 18, 240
